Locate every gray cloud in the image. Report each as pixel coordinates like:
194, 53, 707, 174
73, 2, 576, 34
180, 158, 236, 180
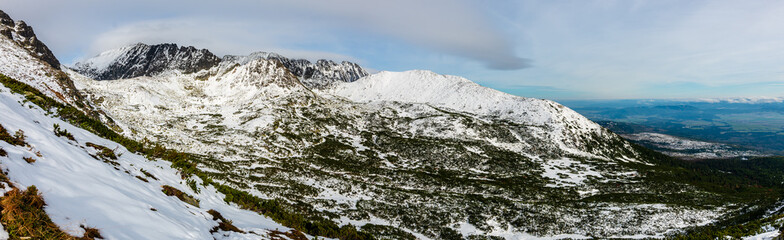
84, 18, 361, 63
1, 0, 528, 70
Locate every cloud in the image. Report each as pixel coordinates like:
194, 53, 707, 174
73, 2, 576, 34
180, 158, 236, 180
3, 0, 528, 70
242, 0, 530, 70
500, 0, 784, 98
10, 0, 780, 99
83, 18, 361, 63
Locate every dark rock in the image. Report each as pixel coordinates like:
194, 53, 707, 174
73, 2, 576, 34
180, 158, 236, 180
0, 10, 61, 69
0, 10, 13, 26
75, 43, 368, 87
224, 52, 369, 89
75, 43, 222, 80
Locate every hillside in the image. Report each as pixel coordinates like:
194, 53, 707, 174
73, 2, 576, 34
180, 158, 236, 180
0, 74, 293, 239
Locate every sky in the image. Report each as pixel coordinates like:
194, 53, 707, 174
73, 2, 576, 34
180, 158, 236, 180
1, 0, 783, 100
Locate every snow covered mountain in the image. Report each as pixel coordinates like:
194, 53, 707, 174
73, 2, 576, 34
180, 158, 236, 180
74, 43, 369, 89
325, 70, 611, 156
224, 52, 368, 89
72, 43, 222, 80
2, 9, 783, 240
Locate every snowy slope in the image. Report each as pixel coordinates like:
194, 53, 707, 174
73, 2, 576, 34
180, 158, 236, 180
0, 34, 79, 106
0, 82, 295, 239
327, 70, 597, 130
325, 70, 621, 157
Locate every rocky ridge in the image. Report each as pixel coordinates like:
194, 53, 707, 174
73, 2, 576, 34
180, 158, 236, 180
72, 43, 222, 80
75, 43, 369, 89
0, 10, 60, 69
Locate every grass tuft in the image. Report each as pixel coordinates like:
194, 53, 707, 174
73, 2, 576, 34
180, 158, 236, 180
80, 225, 103, 240
0, 124, 26, 146
85, 142, 116, 160
0, 185, 103, 239
139, 169, 158, 180
135, 176, 149, 182
161, 185, 199, 207
53, 123, 76, 141
268, 229, 308, 240
207, 209, 243, 233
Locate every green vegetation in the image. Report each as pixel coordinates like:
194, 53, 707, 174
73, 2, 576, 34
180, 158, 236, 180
675, 214, 784, 239
616, 145, 784, 238
186, 179, 200, 194
0, 123, 26, 146
86, 142, 117, 160
53, 123, 76, 141
216, 184, 373, 240
140, 168, 158, 181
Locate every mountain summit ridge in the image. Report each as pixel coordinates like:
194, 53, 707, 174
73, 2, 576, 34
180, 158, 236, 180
72, 43, 222, 80
74, 43, 369, 89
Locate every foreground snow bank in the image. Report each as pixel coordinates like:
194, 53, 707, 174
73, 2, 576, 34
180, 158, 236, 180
0, 85, 291, 239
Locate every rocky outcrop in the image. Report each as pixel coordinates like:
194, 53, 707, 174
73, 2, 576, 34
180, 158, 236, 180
0, 10, 61, 68
73, 43, 221, 80
74, 43, 368, 87
224, 52, 368, 89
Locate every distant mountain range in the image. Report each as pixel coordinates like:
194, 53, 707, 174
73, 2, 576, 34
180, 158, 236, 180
562, 99, 784, 158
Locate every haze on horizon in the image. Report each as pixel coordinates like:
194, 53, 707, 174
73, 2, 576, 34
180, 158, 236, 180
2, 0, 783, 100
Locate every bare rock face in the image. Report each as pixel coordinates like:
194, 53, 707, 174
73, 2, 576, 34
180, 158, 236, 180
224, 52, 369, 89
0, 10, 61, 69
75, 44, 369, 88
73, 43, 222, 80
268, 56, 367, 89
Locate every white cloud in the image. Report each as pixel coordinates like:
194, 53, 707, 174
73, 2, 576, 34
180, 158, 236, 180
500, 0, 784, 98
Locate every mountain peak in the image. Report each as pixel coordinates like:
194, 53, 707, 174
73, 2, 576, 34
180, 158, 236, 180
72, 43, 221, 80
0, 10, 60, 68
76, 43, 369, 88
223, 52, 369, 89
0, 10, 13, 26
